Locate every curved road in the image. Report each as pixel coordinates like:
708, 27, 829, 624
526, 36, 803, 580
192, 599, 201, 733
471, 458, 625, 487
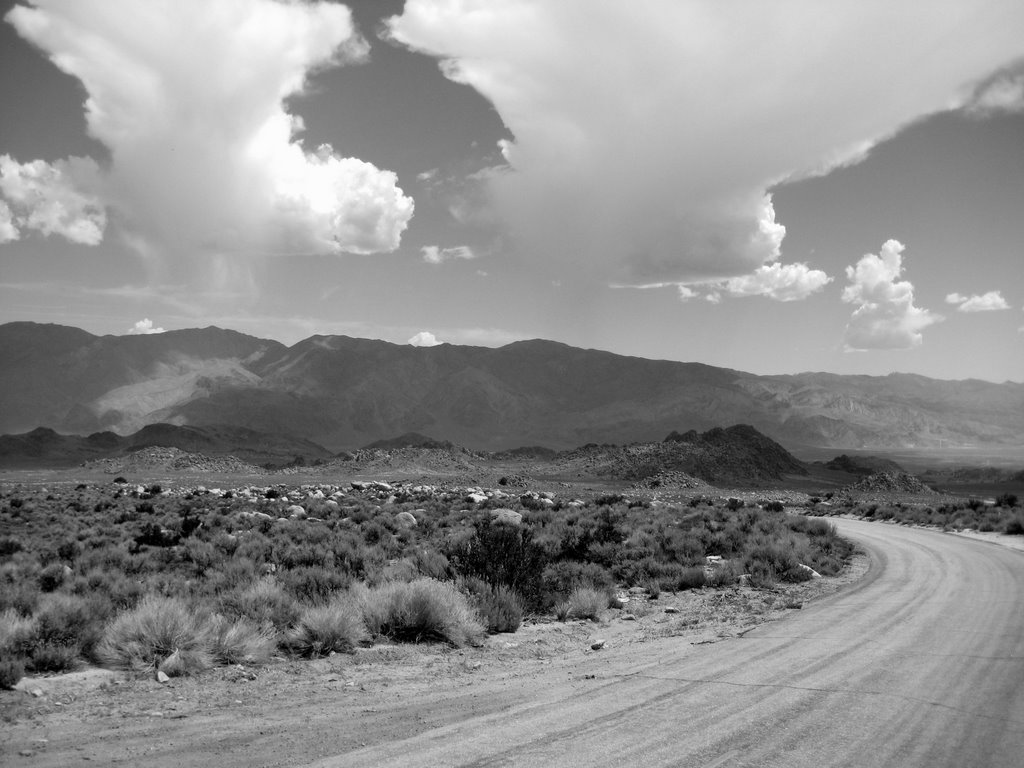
313, 520, 1024, 768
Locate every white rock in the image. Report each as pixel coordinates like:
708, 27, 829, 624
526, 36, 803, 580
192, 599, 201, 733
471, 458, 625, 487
156, 671, 170, 683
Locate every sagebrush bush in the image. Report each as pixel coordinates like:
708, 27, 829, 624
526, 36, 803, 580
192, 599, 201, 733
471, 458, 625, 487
96, 595, 213, 675
563, 587, 606, 621
0, 658, 24, 689
461, 577, 522, 634
219, 580, 301, 633
23, 593, 108, 672
208, 614, 277, 665
447, 518, 547, 610
358, 578, 484, 646
285, 597, 367, 657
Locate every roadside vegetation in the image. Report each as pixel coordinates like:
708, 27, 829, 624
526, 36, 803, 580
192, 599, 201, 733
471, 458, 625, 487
804, 492, 1023, 534
0, 481, 854, 686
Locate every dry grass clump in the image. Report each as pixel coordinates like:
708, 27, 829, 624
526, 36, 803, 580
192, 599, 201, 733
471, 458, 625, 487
208, 614, 278, 664
96, 595, 213, 676
561, 587, 608, 621
285, 597, 367, 657
358, 578, 484, 647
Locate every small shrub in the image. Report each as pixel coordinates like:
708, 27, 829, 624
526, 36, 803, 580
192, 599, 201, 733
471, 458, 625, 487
208, 615, 277, 664
564, 587, 606, 621
672, 567, 707, 591
1005, 516, 1024, 536
220, 580, 301, 633
0, 659, 24, 689
461, 578, 522, 634
281, 566, 351, 605
285, 598, 367, 657
96, 595, 213, 675
358, 578, 484, 646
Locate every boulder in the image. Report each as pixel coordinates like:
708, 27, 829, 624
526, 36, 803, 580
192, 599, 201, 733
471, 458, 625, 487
287, 505, 306, 519
490, 508, 523, 526
394, 511, 418, 528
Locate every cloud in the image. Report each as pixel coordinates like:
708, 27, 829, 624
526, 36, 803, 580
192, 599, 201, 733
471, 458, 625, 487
4, 0, 413, 262
387, 1, 1024, 286
127, 318, 165, 335
965, 63, 1024, 115
719, 262, 832, 302
842, 240, 942, 350
408, 331, 442, 347
0, 200, 18, 243
421, 245, 476, 264
945, 291, 1010, 312
0, 154, 105, 244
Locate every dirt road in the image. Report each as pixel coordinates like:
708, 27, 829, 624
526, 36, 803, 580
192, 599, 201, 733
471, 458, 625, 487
4, 520, 1023, 767
316, 520, 1024, 768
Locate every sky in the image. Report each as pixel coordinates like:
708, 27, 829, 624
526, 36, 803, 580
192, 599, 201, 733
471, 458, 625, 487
0, 0, 1022, 383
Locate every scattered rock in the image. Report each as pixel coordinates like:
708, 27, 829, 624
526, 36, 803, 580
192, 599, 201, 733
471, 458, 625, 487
156, 670, 171, 684
590, 640, 606, 650
797, 563, 822, 579
664, 606, 679, 614
620, 614, 637, 622
29, 687, 43, 698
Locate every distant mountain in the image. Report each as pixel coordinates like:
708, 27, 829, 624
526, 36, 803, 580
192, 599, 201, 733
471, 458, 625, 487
822, 454, 905, 477
1, 321, 1023, 453
0, 423, 332, 468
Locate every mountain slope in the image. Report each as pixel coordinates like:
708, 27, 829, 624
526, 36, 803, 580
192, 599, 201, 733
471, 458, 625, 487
1, 321, 1022, 452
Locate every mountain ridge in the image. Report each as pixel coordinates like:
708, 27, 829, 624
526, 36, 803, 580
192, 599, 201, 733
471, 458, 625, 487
1, 321, 1022, 452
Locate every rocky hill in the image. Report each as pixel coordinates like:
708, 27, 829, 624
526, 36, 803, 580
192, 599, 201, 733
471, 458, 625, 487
1, 321, 1023, 452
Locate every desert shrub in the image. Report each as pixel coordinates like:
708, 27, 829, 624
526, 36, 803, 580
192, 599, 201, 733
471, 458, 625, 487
96, 595, 213, 675
762, 501, 784, 513
541, 561, 616, 604
1005, 516, 1024, 536
461, 577, 522, 634
0, 608, 37, 659
281, 566, 351, 604
0, 537, 23, 556
446, 518, 548, 610
672, 566, 708, 591
411, 548, 451, 580
995, 493, 1018, 508
285, 597, 367, 657
564, 587, 608, 621
705, 561, 741, 587
219, 580, 301, 633
25, 593, 107, 671
208, 615, 277, 665
0, 659, 24, 689
358, 578, 484, 647
37, 562, 69, 592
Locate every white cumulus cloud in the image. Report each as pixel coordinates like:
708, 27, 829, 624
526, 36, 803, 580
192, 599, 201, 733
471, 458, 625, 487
945, 290, 1010, 312
387, 1, 1024, 287
842, 240, 942, 351
719, 262, 833, 302
127, 318, 165, 335
421, 245, 476, 264
408, 331, 442, 347
0, 154, 106, 244
4, 0, 413, 261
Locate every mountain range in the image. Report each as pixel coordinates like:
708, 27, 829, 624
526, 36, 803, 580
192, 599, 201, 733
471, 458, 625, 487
1, 321, 1022, 453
